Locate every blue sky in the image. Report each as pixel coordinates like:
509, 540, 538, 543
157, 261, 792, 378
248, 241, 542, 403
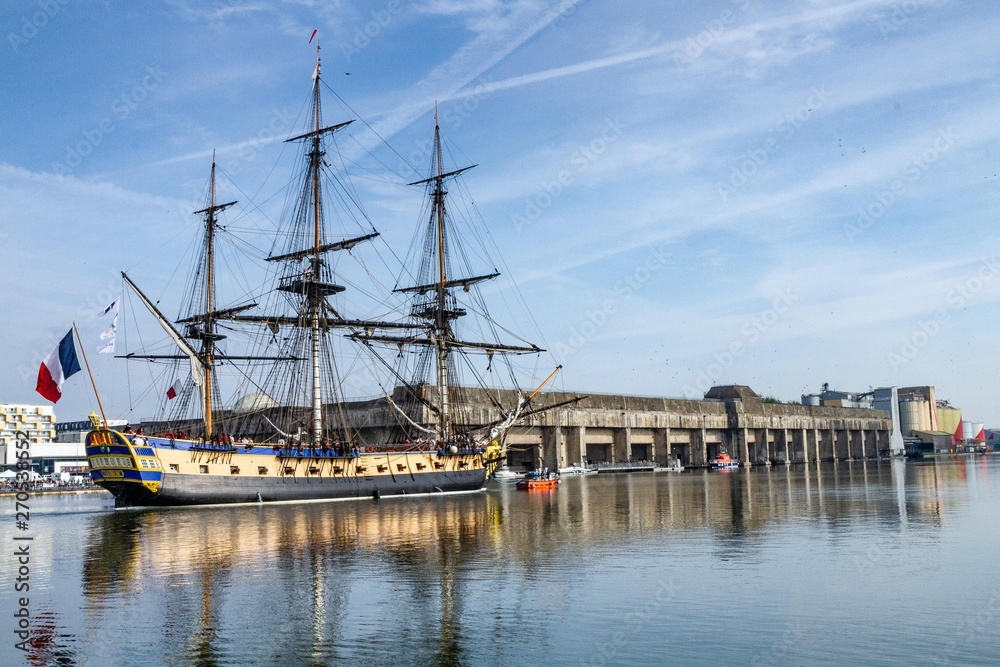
3, 0, 1000, 427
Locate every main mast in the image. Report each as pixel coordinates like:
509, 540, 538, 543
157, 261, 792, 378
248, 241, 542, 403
211, 47, 421, 447
432, 106, 452, 441
309, 49, 324, 447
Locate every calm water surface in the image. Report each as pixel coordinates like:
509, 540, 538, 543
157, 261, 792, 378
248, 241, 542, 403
3, 457, 999, 666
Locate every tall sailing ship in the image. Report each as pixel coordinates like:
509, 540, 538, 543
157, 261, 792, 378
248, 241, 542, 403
85, 49, 558, 507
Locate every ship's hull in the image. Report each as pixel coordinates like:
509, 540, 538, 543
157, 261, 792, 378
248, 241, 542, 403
101, 467, 486, 507
86, 429, 492, 508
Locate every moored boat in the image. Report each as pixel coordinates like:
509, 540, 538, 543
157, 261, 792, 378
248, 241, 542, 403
86, 426, 494, 506
557, 463, 596, 475
492, 465, 524, 481
710, 451, 739, 470
515, 469, 559, 490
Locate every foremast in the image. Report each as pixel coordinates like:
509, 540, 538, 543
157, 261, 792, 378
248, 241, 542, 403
189, 152, 236, 440
217, 46, 414, 447
122, 152, 237, 441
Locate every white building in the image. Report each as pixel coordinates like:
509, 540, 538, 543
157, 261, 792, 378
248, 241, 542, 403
0, 404, 109, 473
1, 403, 56, 445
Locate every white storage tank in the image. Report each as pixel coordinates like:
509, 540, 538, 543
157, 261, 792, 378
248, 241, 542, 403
971, 422, 985, 442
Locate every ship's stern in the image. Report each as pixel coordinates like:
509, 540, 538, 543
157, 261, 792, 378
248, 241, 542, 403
86, 429, 164, 507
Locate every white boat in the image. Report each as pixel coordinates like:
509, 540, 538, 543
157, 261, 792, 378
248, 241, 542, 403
492, 466, 524, 480
558, 463, 597, 475
710, 451, 740, 470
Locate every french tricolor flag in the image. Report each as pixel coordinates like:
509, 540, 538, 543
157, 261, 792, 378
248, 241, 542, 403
36, 330, 82, 403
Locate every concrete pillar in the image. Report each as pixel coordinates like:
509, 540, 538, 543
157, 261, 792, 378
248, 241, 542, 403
877, 429, 888, 458
754, 429, 768, 465
740, 428, 751, 465
819, 429, 835, 461
835, 430, 849, 460
776, 429, 790, 464
612, 428, 629, 463
567, 426, 585, 466
700, 420, 708, 465
692, 427, 707, 467
793, 428, 807, 463
654, 428, 670, 465
665, 422, 673, 463
541, 427, 560, 470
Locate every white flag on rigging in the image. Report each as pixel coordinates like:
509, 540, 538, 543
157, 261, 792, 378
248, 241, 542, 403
97, 339, 115, 354
100, 315, 118, 340
101, 298, 119, 316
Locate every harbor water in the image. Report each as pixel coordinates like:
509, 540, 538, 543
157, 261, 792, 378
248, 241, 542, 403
3, 457, 1000, 666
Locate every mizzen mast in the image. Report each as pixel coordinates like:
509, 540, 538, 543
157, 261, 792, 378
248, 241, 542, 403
359, 106, 542, 442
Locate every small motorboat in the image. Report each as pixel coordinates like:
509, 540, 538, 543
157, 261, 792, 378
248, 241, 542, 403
710, 451, 739, 470
557, 463, 596, 476
492, 466, 523, 480
516, 469, 559, 490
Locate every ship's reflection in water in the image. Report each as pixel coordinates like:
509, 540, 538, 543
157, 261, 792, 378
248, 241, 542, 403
67, 457, 1000, 665
82, 495, 496, 666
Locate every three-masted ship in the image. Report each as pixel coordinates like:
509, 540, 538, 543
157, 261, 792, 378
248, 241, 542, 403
85, 49, 554, 507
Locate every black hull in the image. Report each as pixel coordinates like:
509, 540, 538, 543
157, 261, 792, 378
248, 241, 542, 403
103, 468, 487, 507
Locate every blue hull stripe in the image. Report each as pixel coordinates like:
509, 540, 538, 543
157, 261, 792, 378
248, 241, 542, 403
86, 445, 134, 456
93, 469, 163, 482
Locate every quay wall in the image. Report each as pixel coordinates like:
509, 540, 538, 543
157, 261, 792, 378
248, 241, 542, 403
370, 384, 893, 469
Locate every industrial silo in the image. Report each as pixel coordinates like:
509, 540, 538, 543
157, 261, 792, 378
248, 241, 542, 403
971, 422, 985, 442
899, 399, 931, 437
936, 406, 962, 438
